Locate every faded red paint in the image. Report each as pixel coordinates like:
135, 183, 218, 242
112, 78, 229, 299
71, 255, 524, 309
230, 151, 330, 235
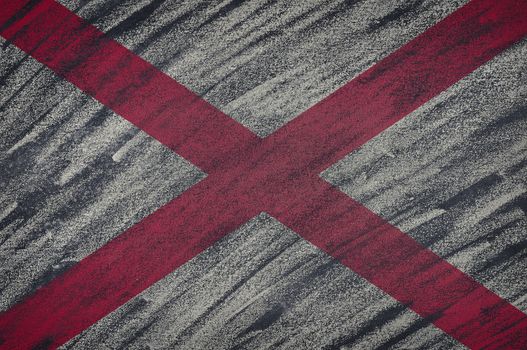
0, 0, 526, 349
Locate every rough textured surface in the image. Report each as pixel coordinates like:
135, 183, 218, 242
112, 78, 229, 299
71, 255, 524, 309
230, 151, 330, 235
323, 38, 527, 313
0, 39, 205, 311
1, 0, 525, 349
58, 0, 467, 136
63, 214, 461, 350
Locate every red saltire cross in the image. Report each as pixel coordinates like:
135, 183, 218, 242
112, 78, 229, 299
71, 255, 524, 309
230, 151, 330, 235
1, 0, 526, 349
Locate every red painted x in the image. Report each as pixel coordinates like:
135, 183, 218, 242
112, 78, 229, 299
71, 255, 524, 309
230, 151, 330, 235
1, 0, 526, 349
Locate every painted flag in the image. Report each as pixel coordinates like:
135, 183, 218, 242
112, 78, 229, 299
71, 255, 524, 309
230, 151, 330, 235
0, 0, 526, 349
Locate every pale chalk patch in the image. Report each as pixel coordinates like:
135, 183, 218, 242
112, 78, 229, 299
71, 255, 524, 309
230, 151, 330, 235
0, 201, 17, 222
448, 242, 492, 271
398, 208, 446, 233
454, 186, 525, 233
111, 133, 146, 163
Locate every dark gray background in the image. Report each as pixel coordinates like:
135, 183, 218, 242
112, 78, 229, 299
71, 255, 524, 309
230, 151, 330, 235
0, 0, 525, 348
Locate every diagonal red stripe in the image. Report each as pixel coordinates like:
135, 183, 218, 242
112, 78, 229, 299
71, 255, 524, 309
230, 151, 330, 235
0, 0, 259, 173
0, 176, 261, 349
0, 0, 526, 349
270, 177, 527, 349
267, 0, 527, 174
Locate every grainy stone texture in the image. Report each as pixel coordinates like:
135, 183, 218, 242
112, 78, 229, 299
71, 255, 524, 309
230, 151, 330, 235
1, 0, 525, 349
63, 214, 461, 350
0, 39, 205, 311
323, 38, 527, 313
58, 0, 467, 136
